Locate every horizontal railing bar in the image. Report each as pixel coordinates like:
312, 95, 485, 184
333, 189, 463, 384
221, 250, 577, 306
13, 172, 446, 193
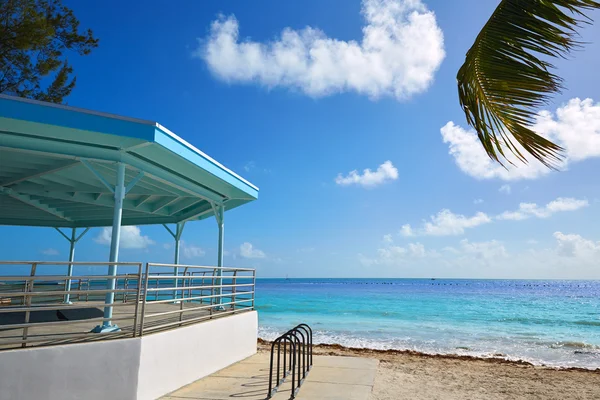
146, 283, 254, 292
0, 329, 136, 346
144, 300, 253, 319
145, 275, 253, 280
147, 263, 255, 271
142, 308, 252, 333
0, 275, 143, 282
0, 261, 142, 266
144, 291, 255, 305
0, 288, 139, 298
0, 315, 134, 330
0, 301, 141, 313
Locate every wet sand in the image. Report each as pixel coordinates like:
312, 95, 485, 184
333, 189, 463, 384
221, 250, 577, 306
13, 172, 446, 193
257, 340, 600, 399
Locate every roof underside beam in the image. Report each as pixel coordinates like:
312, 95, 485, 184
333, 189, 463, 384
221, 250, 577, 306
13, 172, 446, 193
0, 139, 229, 205
11, 190, 182, 217
0, 160, 80, 186
0, 187, 71, 221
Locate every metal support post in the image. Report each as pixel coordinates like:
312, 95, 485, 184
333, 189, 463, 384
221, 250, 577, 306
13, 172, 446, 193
55, 227, 90, 303
163, 222, 185, 300
101, 162, 126, 331
213, 203, 225, 309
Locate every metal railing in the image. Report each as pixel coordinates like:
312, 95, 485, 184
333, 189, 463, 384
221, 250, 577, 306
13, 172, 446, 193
0, 261, 256, 350
268, 324, 313, 400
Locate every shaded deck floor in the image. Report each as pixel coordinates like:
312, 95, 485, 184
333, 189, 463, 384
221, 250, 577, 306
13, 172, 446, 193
0, 301, 250, 350
162, 353, 378, 400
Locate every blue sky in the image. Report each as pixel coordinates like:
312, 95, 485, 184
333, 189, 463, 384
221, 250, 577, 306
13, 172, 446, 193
3, 0, 600, 278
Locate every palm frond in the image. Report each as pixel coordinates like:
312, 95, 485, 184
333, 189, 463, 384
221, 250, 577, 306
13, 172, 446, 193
457, 0, 600, 167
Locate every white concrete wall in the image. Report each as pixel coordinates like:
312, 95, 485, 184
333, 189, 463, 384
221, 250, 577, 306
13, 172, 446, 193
0, 338, 141, 400
0, 311, 258, 400
137, 310, 258, 400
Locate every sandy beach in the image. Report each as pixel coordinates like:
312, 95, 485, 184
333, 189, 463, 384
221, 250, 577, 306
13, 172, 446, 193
258, 340, 600, 400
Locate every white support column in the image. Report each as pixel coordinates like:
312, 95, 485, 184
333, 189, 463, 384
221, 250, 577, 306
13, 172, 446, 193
65, 229, 77, 304
163, 222, 185, 300
55, 227, 90, 304
99, 162, 126, 331
215, 204, 225, 308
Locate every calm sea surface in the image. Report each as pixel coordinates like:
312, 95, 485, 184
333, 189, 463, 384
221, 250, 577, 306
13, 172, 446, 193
255, 278, 600, 369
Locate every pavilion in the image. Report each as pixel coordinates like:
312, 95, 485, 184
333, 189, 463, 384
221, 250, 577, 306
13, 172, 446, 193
0, 94, 260, 400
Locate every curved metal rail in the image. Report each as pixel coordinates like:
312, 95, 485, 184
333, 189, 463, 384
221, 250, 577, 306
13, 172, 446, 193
267, 324, 313, 399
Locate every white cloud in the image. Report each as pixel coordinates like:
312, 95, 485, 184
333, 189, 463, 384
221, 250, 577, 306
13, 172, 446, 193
383, 234, 393, 243
402, 209, 492, 236
553, 232, 600, 258
408, 242, 426, 257
94, 226, 155, 249
497, 197, 588, 221
399, 224, 414, 237
458, 239, 508, 261
360, 241, 433, 266
360, 232, 600, 278
182, 242, 206, 259
197, 0, 445, 100
41, 248, 59, 256
335, 160, 398, 188
499, 184, 511, 195
535, 98, 600, 162
244, 161, 256, 172
473, 199, 484, 205
440, 122, 551, 181
441, 98, 600, 181
240, 242, 266, 259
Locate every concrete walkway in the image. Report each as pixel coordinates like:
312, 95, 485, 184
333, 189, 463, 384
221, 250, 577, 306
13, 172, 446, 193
162, 353, 378, 400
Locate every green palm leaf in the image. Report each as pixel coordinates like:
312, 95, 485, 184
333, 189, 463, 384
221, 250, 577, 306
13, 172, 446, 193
457, 0, 600, 167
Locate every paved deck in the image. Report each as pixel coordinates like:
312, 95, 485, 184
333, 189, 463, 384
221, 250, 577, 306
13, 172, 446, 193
0, 301, 247, 350
162, 353, 378, 400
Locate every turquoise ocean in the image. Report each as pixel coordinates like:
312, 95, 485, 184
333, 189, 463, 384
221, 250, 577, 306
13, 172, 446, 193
255, 279, 600, 369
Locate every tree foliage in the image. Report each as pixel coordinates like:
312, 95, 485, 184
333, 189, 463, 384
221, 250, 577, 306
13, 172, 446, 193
457, 0, 600, 167
0, 0, 98, 103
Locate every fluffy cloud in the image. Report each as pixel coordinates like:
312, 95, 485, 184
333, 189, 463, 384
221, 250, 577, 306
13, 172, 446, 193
41, 248, 59, 256
499, 185, 511, 195
497, 198, 588, 221
182, 242, 206, 259
396, 197, 587, 238
401, 209, 492, 236
240, 242, 266, 259
335, 161, 398, 188
441, 98, 600, 181
457, 239, 507, 261
535, 98, 600, 162
440, 122, 551, 180
473, 199, 484, 205
94, 226, 155, 249
197, 0, 444, 100
399, 224, 414, 237
360, 239, 505, 267
360, 241, 432, 266
553, 232, 600, 258
360, 232, 600, 278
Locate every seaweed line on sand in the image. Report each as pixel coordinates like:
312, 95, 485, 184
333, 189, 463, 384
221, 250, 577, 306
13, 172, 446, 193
257, 338, 600, 374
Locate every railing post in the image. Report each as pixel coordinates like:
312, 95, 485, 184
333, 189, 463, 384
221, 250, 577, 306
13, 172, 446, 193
252, 270, 256, 310
132, 263, 143, 338
138, 263, 150, 337
155, 274, 159, 301
232, 270, 237, 311
21, 263, 37, 348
